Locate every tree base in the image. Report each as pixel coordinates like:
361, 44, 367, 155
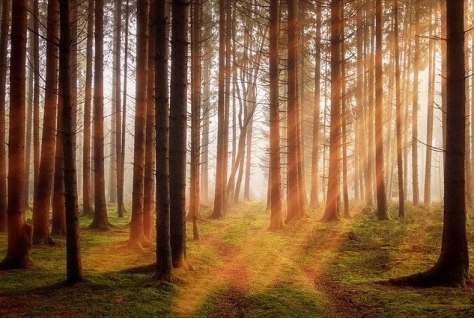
0, 255, 33, 270
89, 219, 112, 231
389, 264, 469, 288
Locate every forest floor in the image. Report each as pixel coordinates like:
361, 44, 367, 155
1, 201, 474, 317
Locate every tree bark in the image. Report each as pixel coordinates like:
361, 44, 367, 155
391, 0, 469, 287
212, 0, 227, 219
375, 0, 388, 220
90, 0, 110, 230
322, 0, 342, 222
59, 0, 83, 284
33, 0, 59, 244
169, 0, 189, 268
394, 0, 404, 218
189, 0, 201, 240
0, 0, 10, 233
129, 0, 149, 248
82, 0, 93, 217
0, 0, 33, 269
144, 0, 156, 241
268, 0, 282, 230
155, 0, 173, 282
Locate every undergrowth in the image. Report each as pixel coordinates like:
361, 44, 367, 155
0, 202, 473, 317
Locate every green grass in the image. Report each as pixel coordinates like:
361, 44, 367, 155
1, 202, 474, 317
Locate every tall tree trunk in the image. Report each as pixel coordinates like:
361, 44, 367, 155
118, 0, 130, 218
201, 56, 211, 204
394, 0, 404, 218
144, 0, 156, 241
310, 2, 322, 208
33, 0, 59, 244
52, 95, 66, 236
0, 0, 33, 269
322, 0, 342, 222
0, 0, 10, 233
169, 0, 189, 268
82, 0, 93, 217
109, 0, 121, 206
90, 0, 110, 230
129, 0, 149, 248
33, 0, 40, 205
212, 0, 227, 218
424, 11, 435, 205
286, 0, 302, 223
189, 0, 201, 240
412, 4, 420, 206
155, 0, 173, 282
59, 0, 83, 284
268, 0, 282, 230
375, 0, 388, 220
25, 7, 34, 209
114, 0, 122, 215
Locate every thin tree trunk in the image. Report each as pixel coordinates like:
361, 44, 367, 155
310, 2, 322, 208
90, 0, 110, 230
114, 0, 122, 215
412, 4, 420, 206
424, 11, 435, 205
189, 0, 201, 240
394, 0, 404, 218
286, 0, 302, 223
0, 0, 10, 233
33, 0, 40, 204
82, 0, 93, 217
118, 0, 130, 218
144, 0, 156, 241
375, 0, 388, 220
212, 0, 227, 219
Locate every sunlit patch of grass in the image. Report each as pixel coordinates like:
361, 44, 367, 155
192, 283, 324, 317
2, 201, 474, 317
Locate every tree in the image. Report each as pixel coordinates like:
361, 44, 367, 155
144, 0, 156, 241
394, 0, 404, 218
189, 0, 201, 240
90, 0, 110, 230
286, 0, 304, 223
33, 0, 59, 245
322, 0, 342, 222
374, 0, 388, 220
0, 0, 33, 269
412, 3, 420, 206
59, 0, 83, 284
391, 0, 469, 287
310, 2, 322, 208
155, 0, 173, 282
212, 0, 227, 219
129, 0, 149, 248
268, 0, 283, 231
82, 0, 94, 217
169, 0, 189, 268
0, 0, 10, 233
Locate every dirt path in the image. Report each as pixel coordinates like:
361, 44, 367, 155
170, 209, 376, 317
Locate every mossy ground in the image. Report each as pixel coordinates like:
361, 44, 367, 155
0, 202, 473, 317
